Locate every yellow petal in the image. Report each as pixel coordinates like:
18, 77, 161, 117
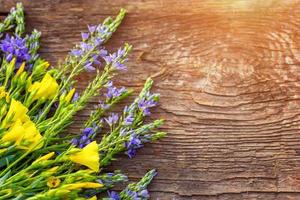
44, 61, 50, 69
64, 88, 76, 103
2, 118, 43, 151
63, 182, 103, 190
87, 196, 97, 200
47, 177, 61, 188
0, 87, 10, 103
69, 141, 100, 172
17, 120, 43, 150
5, 99, 29, 125
33, 152, 55, 163
2, 120, 24, 143
47, 166, 59, 173
16, 62, 25, 76
29, 73, 59, 100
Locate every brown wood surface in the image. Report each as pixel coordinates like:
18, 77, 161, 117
1, 0, 300, 199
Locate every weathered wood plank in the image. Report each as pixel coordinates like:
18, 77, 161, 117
2, 0, 300, 199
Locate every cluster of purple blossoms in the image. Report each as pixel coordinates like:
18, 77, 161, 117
105, 81, 127, 99
124, 113, 134, 125
125, 133, 143, 158
97, 172, 128, 189
103, 47, 127, 70
70, 24, 111, 71
71, 127, 94, 148
107, 169, 157, 200
138, 93, 158, 116
0, 34, 31, 67
105, 113, 119, 126
108, 191, 120, 200
108, 189, 149, 200
123, 106, 135, 126
98, 81, 128, 110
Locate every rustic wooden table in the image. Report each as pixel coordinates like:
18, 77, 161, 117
1, 0, 300, 199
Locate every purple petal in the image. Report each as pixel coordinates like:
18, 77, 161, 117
88, 25, 97, 33
81, 32, 89, 40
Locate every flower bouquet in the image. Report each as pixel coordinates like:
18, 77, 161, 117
0, 3, 165, 199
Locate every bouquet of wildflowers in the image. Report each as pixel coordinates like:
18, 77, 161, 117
0, 3, 165, 199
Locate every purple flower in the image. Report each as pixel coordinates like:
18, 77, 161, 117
139, 190, 149, 198
71, 127, 95, 148
71, 92, 79, 102
125, 134, 143, 159
127, 134, 142, 148
69, 24, 112, 72
71, 138, 79, 146
97, 25, 111, 37
126, 148, 137, 159
82, 127, 94, 136
81, 32, 89, 40
124, 114, 134, 125
80, 42, 93, 51
103, 47, 127, 70
84, 62, 95, 72
88, 25, 97, 33
70, 49, 83, 57
105, 81, 127, 99
98, 100, 110, 110
137, 93, 158, 116
0, 34, 31, 67
124, 189, 139, 199
99, 49, 108, 57
108, 191, 120, 200
94, 38, 104, 46
105, 113, 119, 126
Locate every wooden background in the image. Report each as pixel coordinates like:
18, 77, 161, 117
1, 0, 300, 199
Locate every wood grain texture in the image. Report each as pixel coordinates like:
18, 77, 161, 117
1, 0, 300, 199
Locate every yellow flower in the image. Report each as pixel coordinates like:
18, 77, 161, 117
47, 177, 61, 188
1, 120, 23, 143
47, 166, 59, 173
64, 88, 76, 103
33, 152, 55, 163
69, 141, 100, 172
2, 119, 43, 150
37, 61, 50, 69
87, 196, 97, 200
4, 99, 29, 126
63, 182, 103, 190
29, 73, 59, 100
15, 62, 25, 77
0, 86, 10, 102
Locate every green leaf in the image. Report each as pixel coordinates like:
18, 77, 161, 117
0, 170, 11, 185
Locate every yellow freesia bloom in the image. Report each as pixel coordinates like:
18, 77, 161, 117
2, 119, 43, 150
47, 166, 59, 173
69, 141, 100, 172
3, 99, 29, 127
33, 152, 55, 163
1, 120, 23, 143
29, 73, 59, 100
0, 86, 10, 102
47, 177, 61, 188
64, 88, 76, 103
15, 62, 25, 77
63, 182, 103, 190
